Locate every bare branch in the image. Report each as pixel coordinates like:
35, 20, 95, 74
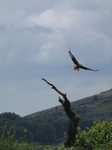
41, 78, 66, 97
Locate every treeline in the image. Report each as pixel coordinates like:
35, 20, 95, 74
0, 112, 93, 145
0, 112, 67, 144
0, 117, 112, 150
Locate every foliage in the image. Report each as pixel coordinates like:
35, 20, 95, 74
0, 108, 112, 145
0, 121, 112, 150
0, 123, 41, 150
44, 121, 112, 150
74, 121, 112, 150
0, 112, 69, 144
35, 123, 56, 143
1, 88, 112, 146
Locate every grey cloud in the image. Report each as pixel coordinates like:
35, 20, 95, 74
0, 0, 112, 116
27, 25, 53, 34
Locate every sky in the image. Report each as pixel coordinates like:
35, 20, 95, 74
0, 0, 112, 117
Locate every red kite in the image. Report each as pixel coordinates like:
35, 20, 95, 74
68, 51, 99, 72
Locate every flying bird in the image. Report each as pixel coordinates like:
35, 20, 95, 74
68, 50, 99, 72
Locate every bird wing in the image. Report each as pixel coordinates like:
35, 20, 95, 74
81, 65, 100, 71
68, 51, 79, 65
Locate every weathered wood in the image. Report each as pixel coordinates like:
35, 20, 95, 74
41, 78, 80, 148
41, 78, 66, 97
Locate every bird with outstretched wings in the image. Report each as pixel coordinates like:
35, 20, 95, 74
68, 50, 99, 72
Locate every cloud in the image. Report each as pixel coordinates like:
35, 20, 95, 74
1, 0, 112, 68
0, 0, 112, 116
28, 8, 72, 29
27, 2, 112, 64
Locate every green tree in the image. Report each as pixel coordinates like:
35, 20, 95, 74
35, 123, 56, 144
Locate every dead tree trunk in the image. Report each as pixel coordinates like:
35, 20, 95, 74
41, 78, 80, 148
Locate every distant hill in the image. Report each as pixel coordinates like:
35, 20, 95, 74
0, 89, 112, 145
25, 88, 112, 123
24, 88, 112, 144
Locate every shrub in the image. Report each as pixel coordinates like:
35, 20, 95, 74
0, 123, 40, 150
74, 121, 112, 150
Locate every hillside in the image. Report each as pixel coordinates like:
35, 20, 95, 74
25, 88, 112, 123
0, 89, 112, 145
